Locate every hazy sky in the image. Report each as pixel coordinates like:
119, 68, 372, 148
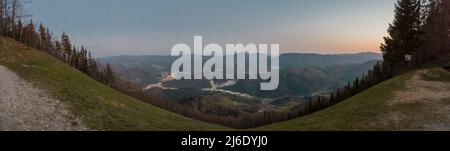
29, 0, 396, 57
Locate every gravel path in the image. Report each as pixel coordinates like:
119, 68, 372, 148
384, 69, 450, 130
0, 65, 89, 131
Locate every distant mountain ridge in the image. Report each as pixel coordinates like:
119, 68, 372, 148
100, 52, 382, 86
279, 52, 382, 69
223, 60, 381, 98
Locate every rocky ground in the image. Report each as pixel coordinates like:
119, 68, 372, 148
0, 65, 89, 131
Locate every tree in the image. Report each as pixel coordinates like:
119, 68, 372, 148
21, 19, 35, 46
11, 0, 25, 38
87, 52, 99, 79
0, 0, 29, 36
61, 32, 72, 63
71, 46, 78, 68
38, 23, 47, 50
381, 0, 423, 73
417, 0, 450, 63
45, 28, 55, 55
0, 0, 9, 35
55, 40, 62, 58
104, 63, 115, 88
11, 0, 30, 24
13, 18, 21, 40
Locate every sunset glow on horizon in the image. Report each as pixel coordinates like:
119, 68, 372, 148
30, 0, 396, 57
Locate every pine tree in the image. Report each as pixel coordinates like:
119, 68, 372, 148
61, 32, 72, 63
38, 23, 47, 50
81, 46, 89, 73
55, 40, 62, 59
381, 0, 422, 73
104, 63, 115, 88
418, 0, 450, 63
45, 28, 54, 55
71, 45, 78, 68
22, 20, 35, 46
88, 56, 99, 80
14, 19, 22, 41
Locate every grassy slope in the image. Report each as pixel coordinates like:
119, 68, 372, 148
0, 37, 229, 131
255, 70, 417, 131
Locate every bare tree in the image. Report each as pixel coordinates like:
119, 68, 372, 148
11, 0, 30, 23
0, 0, 29, 36
10, 0, 29, 38
0, 0, 7, 34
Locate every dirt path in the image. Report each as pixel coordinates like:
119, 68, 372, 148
383, 69, 450, 130
0, 65, 89, 131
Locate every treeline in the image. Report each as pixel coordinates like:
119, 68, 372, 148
284, 0, 450, 122
5, 21, 117, 88
326, 0, 450, 106
0, 0, 116, 88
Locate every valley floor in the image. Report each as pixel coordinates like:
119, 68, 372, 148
0, 65, 89, 131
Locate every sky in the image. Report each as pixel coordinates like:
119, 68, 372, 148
29, 0, 396, 57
